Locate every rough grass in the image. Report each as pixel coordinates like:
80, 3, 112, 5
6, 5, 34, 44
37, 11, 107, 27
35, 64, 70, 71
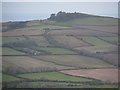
55, 17, 118, 26
35, 55, 114, 68
18, 72, 93, 82
2, 47, 25, 55
36, 47, 77, 54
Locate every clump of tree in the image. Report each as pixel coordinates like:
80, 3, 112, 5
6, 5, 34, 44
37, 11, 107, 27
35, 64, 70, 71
2, 21, 27, 32
47, 11, 91, 22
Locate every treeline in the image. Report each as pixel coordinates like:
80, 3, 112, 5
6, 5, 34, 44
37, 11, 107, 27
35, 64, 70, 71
2, 21, 27, 32
47, 11, 92, 22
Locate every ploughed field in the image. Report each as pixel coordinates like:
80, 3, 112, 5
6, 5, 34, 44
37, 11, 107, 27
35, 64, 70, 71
2, 19, 118, 88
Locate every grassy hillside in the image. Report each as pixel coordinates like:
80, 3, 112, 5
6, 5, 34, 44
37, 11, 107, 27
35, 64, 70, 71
54, 17, 118, 26
2, 12, 118, 88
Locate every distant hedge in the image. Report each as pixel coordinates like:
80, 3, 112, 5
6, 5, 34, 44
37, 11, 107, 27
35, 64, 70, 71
47, 11, 92, 22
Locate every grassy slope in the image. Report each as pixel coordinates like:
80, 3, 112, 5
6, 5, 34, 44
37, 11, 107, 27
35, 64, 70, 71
54, 17, 118, 26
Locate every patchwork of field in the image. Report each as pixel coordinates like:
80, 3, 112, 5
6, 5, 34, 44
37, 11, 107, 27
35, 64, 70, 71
48, 29, 116, 36
3, 56, 74, 72
2, 29, 45, 36
60, 69, 118, 83
34, 55, 114, 68
2, 17, 118, 88
15, 25, 71, 31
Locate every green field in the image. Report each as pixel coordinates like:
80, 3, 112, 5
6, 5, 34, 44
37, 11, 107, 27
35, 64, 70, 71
35, 55, 114, 68
3, 74, 18, 82
99, 36, 118, 44
75, 36, 117, 52
16, 25, 70, 31
36, 47, 77, 54
18, 72, 93, 82
2, 36, 26, 43
81, 36, 114, 47
2, 47, 25, 55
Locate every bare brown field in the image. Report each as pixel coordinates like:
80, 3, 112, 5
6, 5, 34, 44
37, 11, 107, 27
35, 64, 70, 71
48, 29, 116, 36
2, 30, 45, 36
52, 36, 89, 48
3, 56, 74, 71
80, 25, 118, 34
60, 68, 118, 83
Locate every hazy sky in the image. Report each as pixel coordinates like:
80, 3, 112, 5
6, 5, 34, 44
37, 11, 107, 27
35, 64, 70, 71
2, 2, 118, 22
